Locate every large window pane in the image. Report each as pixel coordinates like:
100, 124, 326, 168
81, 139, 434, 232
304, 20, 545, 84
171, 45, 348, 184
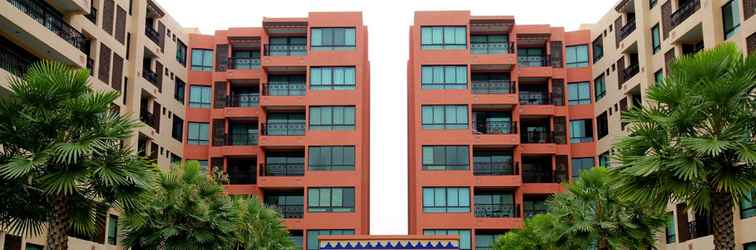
310, 67, 356, 90
722, 0, 741, 39
187, 122, 209, 145
309, 146, 356, 170
568, 82, 591, 105
566, 45, 589, 68
422, 146, 469, 170
421, 105, 468, 129
309, 106, 356, 130
421, 65, 468, 89
307, 187, 355, 213
422, 187, 470, 213
191, 49, 212, 71
571, 157, 594, 179
421, 26, 467, 49
189, 85, 211, 108
311, 28, 357, 50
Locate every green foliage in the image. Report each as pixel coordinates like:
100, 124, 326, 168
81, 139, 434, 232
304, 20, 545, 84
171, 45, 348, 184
0, 61, 155, 237
613, 42, 756, 213
122, 161, 296, 250
494, 168, 665, 250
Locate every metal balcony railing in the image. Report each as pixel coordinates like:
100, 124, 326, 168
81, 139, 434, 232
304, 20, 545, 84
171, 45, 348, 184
7, 0, 89, 53
263, 82, 306, 96
261, 122, 306, 136
227, 171, 256, 184
687, 220, 712, 240
267, 204, 304, 219
475, 203, 520, 218
230, 57, 261, 69
139, 109, 156, 128
142, 68, 160, 87
522, 131, 554, 144
471, 80, 516, 95
226, 93, 260, 107
262, 163, 305, 176
522, 168, 568, 183
264, 44, 307, 56
471, 42, 516, 54
227, 132, 259, 146
519, 92, 552, 105
145, 25, 160, 45
473, 162, 518, 176
473, 120, 517, 135
671, 0, 701, 27
517, 55, 551, 67
623, 64, 640, 81
618, 19, 637, 41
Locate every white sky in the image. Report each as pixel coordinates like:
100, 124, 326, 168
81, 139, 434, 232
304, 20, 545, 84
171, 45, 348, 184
156, 0, 617, 235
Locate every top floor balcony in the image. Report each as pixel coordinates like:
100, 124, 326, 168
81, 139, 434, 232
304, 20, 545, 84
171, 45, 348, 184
7, 0, 88, 53
265, 36, 307, 56
671, 0, 701, 28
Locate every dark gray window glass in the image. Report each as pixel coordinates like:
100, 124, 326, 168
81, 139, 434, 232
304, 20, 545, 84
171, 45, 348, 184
309, 106, 356, 130
422, 187, 470, 213
421, 105, 468, 129
422, 146, 469, 170
309, 146, 355, 171
307, 187, 355, 212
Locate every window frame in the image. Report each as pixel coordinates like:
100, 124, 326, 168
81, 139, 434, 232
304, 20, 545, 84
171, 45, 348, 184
651, 24, 661, 54
571, 157, 595, 179
308, 106, 356, 130
421, 65, 468, 89
174, 77, 186, 103
594, 74, 606, 101
422, 187, 471, 213
741, 189, 756, 219
187, 122, 209, 145
308, 146, 356, 171
190, 48, 212, 71
420, 26, 467, 49
307, 187, 356, 213
722, 0, 741, 40
176, 39, 187, 66
568, 81, 592, 105
597, 111, 609, 139
421, 105, 469, 129
665, 212, 676, 244
310, 66, 357, 90
570, 119, 594, 144
310, 27, 357, 50
188, 85, 211, 108
422, 145, 470, 171
599, 151, 611, 168
171, 115, 183, 142
592, 36, 604, 63
566, 44, 589, 68
655, 69, 665, 85
107, 214, 118, 245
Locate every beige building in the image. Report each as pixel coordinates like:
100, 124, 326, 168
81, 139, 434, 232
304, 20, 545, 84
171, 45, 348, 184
588, 0, 756, 249
0, 0, 188, 249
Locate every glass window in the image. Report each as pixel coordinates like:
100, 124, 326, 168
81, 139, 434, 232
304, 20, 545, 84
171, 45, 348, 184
476, 233, 502, 250
597, 111, 609, 140
176, 40, 187, 66
741, 189, 756, 219
189, 85, 211, 108
654, 69, 665, 85
190, 49, 212, 71
524, 198, 548, 217
568, 82, 591, 105
107, 214, 118, 245
422, 146, 469, 170
570, 119, 593, 144
665, 212, 676, 244
518, 48, 546, 66
592, 36, 604, 63
311, 28, 356, 50
599, 151, 611, 168
420, 26, 467, 49
172, 115, 183, 142
310, 67, 356, 90
424, 229, 471, 250
198, 160, 208, 174
650, 0, 658, 9
421, 65, 467, 89
651, 24, 661, 54
422, 187, 470, 213
566, 45, 589, 68
174, 78, 186, 103
474, 191, 515, 217
722, 0, 741, 39
306, 230, 355, 250
571, 157, 594, 179
187, 122, 209, 145
421, 105, 468, 129
25, 244, 44, 250
307, 187, 355, 212
746, 242, 756, 250
309, 106, 356, 130
289, 232, 304, 249
308, 146, 355, 171
594, 74, 606, 101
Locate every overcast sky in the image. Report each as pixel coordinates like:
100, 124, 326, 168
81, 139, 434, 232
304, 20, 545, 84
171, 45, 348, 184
156, 0, 617, 235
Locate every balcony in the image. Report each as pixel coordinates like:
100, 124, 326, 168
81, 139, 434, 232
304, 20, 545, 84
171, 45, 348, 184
7, 0, 88, 53
622, 64, 640, 81
474, 161, 518, 176
145, 25, 160, 45
471, 42, 515, 55
686, 220, 712, 240
522, 131, 553, 144
86, 58, 94, 76
671, 0, 701, 27
617, 19, 636, 41
227, 93, 260, 107
261, 162, 304, 176
230, 57, 261, 70
269, 204, 304, 219
227, 159, 257, 184
519, 92, 551, 105
139, 108, 156, 128
227, 131, 258, 146
517, 55, 551, 67
262, 121, 305, 136
472, 80, 515, 95
0, 37, 37, 75
264, 81, 306, 96
473, 120, 516, 135
264, 44, 307, 56
142, 67, 160, 87
475, 203, 519, 218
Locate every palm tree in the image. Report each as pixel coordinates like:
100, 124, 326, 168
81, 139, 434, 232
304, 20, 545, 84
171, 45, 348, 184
613, 43, 756, 249
122, 161, 239, 250
0, 61, 155, 250
233, 197, 297, 250
494, 168, 665, 250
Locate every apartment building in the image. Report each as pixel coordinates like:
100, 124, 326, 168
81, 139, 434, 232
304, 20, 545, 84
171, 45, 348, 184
0, 0, 187, 248
407, 11, 597, 250
183, 12, 371, 250
589, 0, 756, 249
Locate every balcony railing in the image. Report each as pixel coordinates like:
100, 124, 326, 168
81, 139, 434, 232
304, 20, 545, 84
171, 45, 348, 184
226, 93, 260, 107
618, 19, 636, 41
262, 122, 306, 136
267, 204, 304, 219
671, 0, 701, 27
623, 64, 640, 81
0, 41, 37, 75
264, 83, 306, 96
475, 203, 520, 218
142, 68, 160, 87
472, 80, 516, 95
522, 168, 567, 183
473, 120, 517, 135
145, 25, 160, 45
228, 171, 256, 184
264, 44, 307, 56
230, 57, 261, 69
687, 220, 712, 240
473, 162, 518, 176
7, 0, 89, 53
519, 92, 551, 105
262, 163, 305, 176
522, 131, 554, 144
524, 207, 548, 217
139, 109, 156, 128
227, 132, 258, 146
471, 42, 515, 54
517, 55, 551, 67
